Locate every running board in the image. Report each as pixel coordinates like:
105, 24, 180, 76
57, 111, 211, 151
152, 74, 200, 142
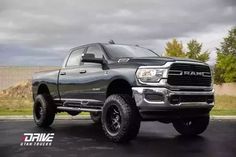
57, 106, 102, 112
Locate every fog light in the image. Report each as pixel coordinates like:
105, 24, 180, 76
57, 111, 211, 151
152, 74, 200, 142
145, 94, 164, 102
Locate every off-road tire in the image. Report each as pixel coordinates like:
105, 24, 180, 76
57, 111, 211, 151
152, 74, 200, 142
102, 94, 141, 143
33, 94, 56, 127
172, 115, 210, 136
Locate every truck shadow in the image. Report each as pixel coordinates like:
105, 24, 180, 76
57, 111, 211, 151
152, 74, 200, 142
31, 120, 208, 149
28, 120, 212, 156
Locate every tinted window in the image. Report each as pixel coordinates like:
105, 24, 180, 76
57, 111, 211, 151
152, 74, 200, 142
104, 44, 158, 59
86, 45, 104, 58
66, 48, 85, 67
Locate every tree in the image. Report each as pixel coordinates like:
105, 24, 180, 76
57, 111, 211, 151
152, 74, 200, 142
164, 39, 209, 62
186, 39, 210, 62
220, 27, 236, 55
214, 27, 236, 84
164, 38, 185, 57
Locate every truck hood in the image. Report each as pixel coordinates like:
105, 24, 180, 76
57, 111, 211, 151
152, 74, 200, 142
118, 56, 206, 66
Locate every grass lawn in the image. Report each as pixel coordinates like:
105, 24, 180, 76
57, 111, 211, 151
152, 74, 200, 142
0, 97, 89, 116
0, 95, 235, 116
0, 97, 32, 115
211, 95, 236, 115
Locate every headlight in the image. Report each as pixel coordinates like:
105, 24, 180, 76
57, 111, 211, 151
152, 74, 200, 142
136, 68, 165, 83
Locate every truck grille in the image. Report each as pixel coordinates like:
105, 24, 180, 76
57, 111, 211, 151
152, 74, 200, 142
167, 63, 211, 86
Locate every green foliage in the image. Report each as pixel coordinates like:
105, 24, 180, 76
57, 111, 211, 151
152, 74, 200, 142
186, 39, 210, 62
220, 27, 236, 55
215, 53, 236, 83
214, 27, 236, 84
165, 39, 185, 57
164, 39, 209, 62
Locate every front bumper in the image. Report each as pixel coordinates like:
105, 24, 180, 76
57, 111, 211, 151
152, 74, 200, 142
132, 87, 214, 120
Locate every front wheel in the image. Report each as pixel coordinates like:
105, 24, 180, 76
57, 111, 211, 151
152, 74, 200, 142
172, 115, 210, 136
102, 94, 141, 143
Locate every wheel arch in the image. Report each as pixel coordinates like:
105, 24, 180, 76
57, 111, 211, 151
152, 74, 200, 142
37, 83, 50, 95
106, 78, 133, 98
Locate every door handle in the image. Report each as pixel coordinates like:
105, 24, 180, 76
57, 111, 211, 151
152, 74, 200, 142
60, 72, 66, 75
79, 70, 86, 74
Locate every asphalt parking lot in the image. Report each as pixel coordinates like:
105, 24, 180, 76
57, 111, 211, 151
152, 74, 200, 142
0, 119, 235, 157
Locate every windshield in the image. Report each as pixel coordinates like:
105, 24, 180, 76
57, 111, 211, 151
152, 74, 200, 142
104, 44, 159, 59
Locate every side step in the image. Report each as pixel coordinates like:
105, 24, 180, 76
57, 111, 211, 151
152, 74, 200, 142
57, 106, 102, 113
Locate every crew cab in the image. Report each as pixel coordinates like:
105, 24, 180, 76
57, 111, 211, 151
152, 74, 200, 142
32, 42, 214, 143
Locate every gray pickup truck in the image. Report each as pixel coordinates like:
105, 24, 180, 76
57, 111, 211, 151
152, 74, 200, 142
32, 42, 214, 143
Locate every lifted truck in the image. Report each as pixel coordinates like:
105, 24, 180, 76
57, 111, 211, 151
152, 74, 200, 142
32, 42, 214, 143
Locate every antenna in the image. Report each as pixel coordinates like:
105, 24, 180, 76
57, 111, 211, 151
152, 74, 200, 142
108, 40, 115, 44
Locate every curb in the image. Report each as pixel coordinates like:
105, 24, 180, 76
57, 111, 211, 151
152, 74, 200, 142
0, 115, 236, 120
210, 116, 236, 120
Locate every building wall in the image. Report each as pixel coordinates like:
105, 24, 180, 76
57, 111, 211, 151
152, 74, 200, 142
0, 66, 57, 90
214, 83, 236, 96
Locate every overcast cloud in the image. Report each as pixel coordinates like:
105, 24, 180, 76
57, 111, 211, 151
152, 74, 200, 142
0, 0, 235, 66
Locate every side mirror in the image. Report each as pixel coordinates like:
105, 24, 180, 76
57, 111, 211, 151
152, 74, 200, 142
81, 53, 107, 65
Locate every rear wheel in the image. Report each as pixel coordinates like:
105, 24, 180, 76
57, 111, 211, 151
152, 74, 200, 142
102, 94, 141, 143
33, 94, 56, 127
172, 115, 210, 136
67, 111, 80, 116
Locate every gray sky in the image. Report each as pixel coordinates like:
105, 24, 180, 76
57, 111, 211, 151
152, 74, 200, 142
0, 0, 235, 66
